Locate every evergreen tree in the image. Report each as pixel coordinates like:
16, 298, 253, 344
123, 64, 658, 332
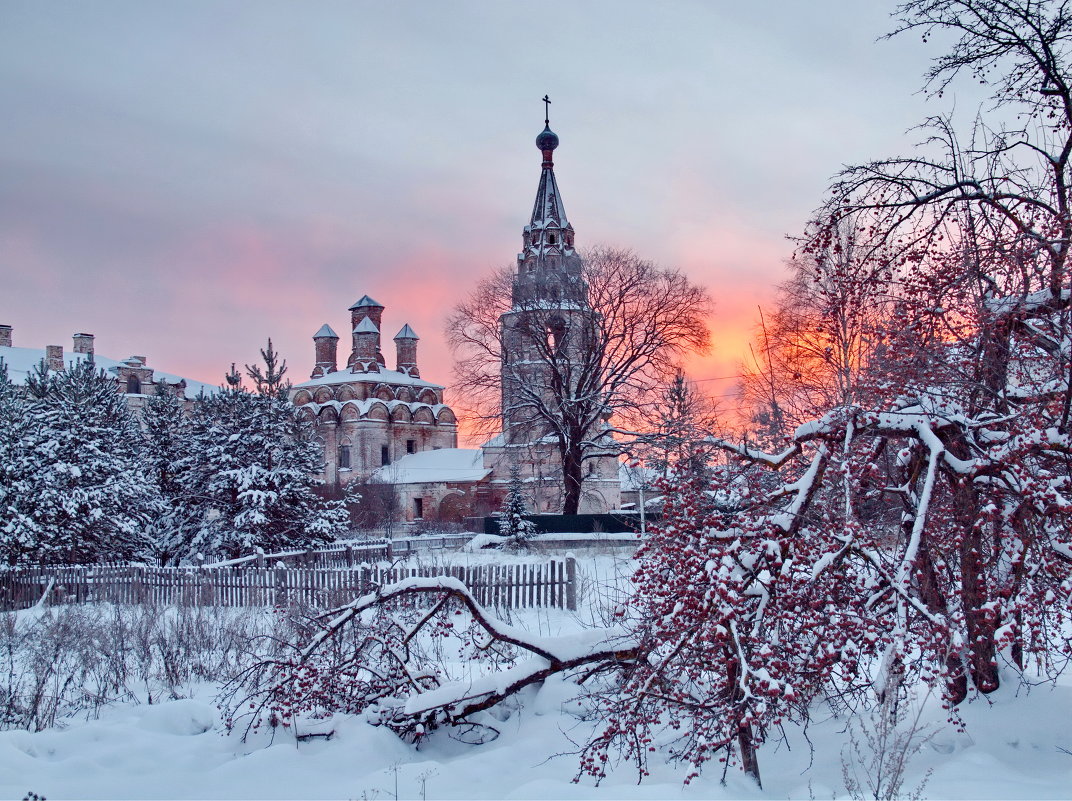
0, 360, 159, 564
0, 360, 30, 561
497, 463, 537, 548
244, 338, 289, 396
175, 342, 346, 560
141, 385, 196, 564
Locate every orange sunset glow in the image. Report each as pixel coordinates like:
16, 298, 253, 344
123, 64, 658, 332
2, 2, 943, 436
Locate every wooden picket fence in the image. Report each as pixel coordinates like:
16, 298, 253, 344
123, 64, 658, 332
0, 558, 578, 613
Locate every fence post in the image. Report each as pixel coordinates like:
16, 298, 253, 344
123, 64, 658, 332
565, 556, 577, 611
275, 564, 287, 607
345, 546, 354, 568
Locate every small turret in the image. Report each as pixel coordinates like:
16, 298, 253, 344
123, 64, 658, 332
394, 324, 420, 377
348, 295, 385, 367
349, 316, 381, 372
311, 324, 339, 378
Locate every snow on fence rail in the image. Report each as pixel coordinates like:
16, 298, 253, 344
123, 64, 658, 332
197, 534, 471, 569
389, 533, 475, 555
0, 558, 578, 613
202, 539, 391, 569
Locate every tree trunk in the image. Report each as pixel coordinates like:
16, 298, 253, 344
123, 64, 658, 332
916, 539, 968, 705
948, 440, 1000, 695
561, 445, 584, 515
726, 653, 762, 788
737, 721, 762, 789
959, 513, 999, 694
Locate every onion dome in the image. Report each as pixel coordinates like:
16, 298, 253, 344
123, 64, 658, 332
536, 124, 559, 152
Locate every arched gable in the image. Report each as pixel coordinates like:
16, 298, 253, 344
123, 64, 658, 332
291, 389, 313, 405
366, 401, 390, 421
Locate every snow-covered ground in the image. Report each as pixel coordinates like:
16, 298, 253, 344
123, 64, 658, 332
3, 552, 1071, 800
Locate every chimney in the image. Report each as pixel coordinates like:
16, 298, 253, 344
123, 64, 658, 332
394, 324, 420, 377
0, 325, 11, 347
348, 295, 385, 367
72, 332, 95, 356
349, 317, 381, 371
311, 323, 339, 378
45, 345, 64, 372
132, 355, 147, 365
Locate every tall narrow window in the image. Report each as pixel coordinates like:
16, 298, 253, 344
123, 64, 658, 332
338, 445, 351, 470
126, 375, 140, 394
414, 498, 423, 519
381, 445, 390, 466
406, 439, 416, 454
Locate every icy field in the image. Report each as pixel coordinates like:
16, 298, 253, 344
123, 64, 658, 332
2, 552, 1071, 800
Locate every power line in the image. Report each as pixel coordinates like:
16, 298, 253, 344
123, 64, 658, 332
691, 374, 746, 383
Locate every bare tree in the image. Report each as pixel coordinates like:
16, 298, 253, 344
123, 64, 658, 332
741, 215, 896, 438
448, 247, 711, 514
628, 367, 722, 477
827, 0, 1072, 301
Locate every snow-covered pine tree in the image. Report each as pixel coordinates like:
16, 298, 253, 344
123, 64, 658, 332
140, 385, 197, 564
176, 342, 347, 560
497, 463, 537, 549
0, 359, 160, 564
0, 359, 30, 562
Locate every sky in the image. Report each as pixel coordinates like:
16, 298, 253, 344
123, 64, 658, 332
0, 1, 971, 428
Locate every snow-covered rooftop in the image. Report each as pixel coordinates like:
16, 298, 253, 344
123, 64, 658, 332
313, 324, 339, 339
348, 294, 383, 310
353, 317, 379, 334
370, 448, 490, 485
394, 324, 419, 340
0, 345, 219, 397
293, 366, 443, 390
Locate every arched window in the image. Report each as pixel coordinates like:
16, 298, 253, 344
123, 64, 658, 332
548, 233, 557, 245
338, 444, 351, 470
126, 375, 140, 394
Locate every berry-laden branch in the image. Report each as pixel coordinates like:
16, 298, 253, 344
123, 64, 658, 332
220, 577, 637, 744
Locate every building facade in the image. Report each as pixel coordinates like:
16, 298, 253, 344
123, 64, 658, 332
290, 296, 460, 492
0, 325, 215, 410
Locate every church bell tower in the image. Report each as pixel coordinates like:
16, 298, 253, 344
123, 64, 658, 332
487, 99, 620, 514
